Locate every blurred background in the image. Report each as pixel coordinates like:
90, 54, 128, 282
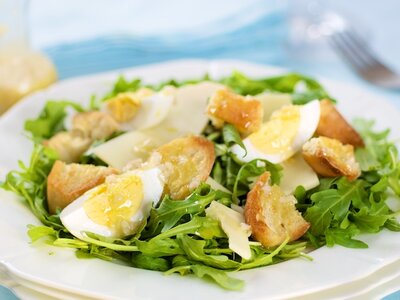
1, 0, 399, 113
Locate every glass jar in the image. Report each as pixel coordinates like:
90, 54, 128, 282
0, 0, 57, 114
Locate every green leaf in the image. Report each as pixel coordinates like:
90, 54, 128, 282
351, 207, 390, 233
165, 264, 244, 291
150, 216, 223, 241
240, 237, 290, 270
102, 76, 142, 100
144, 184, 216, 237
131, 253, 170, 271
325, 227, 368, 248
136, 238, 184, 257
27, 225, 57, 242
222, 124, 246, 153
24, 101, 84, 141
178, 235, 240, 270
1, 144, 63, 229
305, 178, 367, 236
385, 218, 400, 231
232, 159, 281, 203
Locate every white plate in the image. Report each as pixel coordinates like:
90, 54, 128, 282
1, 59, 400, 300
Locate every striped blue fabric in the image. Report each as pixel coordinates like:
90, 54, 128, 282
44, 9, 286, 79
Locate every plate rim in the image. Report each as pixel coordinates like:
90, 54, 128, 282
1, 58, 400, 300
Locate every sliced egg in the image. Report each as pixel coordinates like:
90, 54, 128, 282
92, 82, 224, 169
254, 92, 292, 121
231, 100, 320, 164
60, 168, 164, 240
103, 87, 175, 131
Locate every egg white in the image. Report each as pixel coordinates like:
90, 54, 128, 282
60, 167, 164, 240
118, 91, 174, 131
231, 100, 320, 164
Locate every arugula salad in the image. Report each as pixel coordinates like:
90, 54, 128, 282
2, 71, 400, 291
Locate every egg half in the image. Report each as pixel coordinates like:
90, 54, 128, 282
231, 100, 320, 164
103, 87, 175, 131
60, 167, 164, 240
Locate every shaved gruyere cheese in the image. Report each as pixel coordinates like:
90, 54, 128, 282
255, 92, 292, 121
206, 177, 231, 194
92, 82, 224, 169
280, 153, 319, 195
206, 201, 251, 260
166, 81, 224, 134
92, 127, 181, 169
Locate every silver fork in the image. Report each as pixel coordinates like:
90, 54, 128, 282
328, 28, 400, 89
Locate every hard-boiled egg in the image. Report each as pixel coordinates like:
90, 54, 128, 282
103, 87, 175, 131
231, 100, 320, 164
60, 167, 164, 240
92, 82, 224, 169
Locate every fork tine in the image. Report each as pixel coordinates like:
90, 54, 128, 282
340, 31, 387, 69
328, 33, 365, 72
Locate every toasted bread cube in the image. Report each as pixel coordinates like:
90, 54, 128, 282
152, 136, 215, 200
302, 137, 361, 181
47, 160, 119, 214
72, 111, 119, 141
207, 89, 263, 136
44, 131, 92, 163
245, 172, 310, 248
105, 93, 142, 123
316, 99, 364, 147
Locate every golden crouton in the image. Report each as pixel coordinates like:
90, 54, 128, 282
47, 160, 119, 214
72, 111, 120, 141
316, 99, 364, 147
105, 93, 141, 123
44, 132, 92, 163
207, 89, 263, 136
302, 136, 361, 181
245, 172, 310, 248
152, 136, 215, 200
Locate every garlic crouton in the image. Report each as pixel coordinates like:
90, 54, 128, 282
244, 172, 310, 248
302, 136, 361, 181
47, 160, 119, 214
72, 111, 120, 141
152, 136, 215, 200
207, 89, 263, 136
316, 99, 364, 147
44, 132, 92, 163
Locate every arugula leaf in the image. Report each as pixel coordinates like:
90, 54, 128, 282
385, 218, 400, 231
144, 184, 216, 237
136, 239, 184, 257
165, 264, 244, 291
102, 76, 142, 100
132, 253, 170, 271
1, 144, 62, 228
305, 178, 369, 236
222, 124, 246, 153
325, 226, 368, 249
177, 235, 240, 270
24, 101, 84, 141
232, 159, 281, 203
27, 224, 57, 242
218, 71, 332, 103
150, 216, 224, 241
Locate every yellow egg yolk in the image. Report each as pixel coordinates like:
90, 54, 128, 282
83, 175, 144, 236
249, 105, 301, 155
106, 93, 141, 123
